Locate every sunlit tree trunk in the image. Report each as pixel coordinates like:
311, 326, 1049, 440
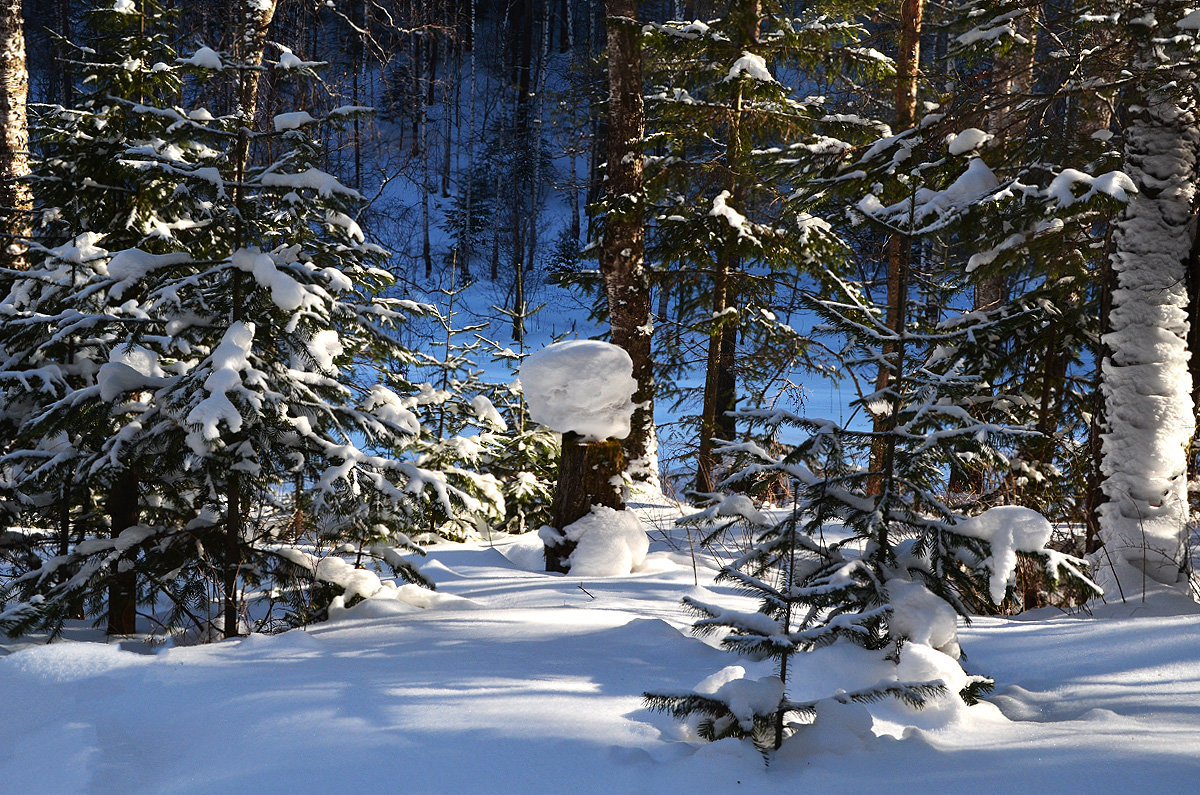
602, 0, 658, 490
1, 0, 31, 271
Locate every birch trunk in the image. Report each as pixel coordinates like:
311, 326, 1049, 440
1, 0, 31, 271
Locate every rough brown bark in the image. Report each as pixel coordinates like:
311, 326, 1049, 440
546, 433, 625, 572
868, 0, 923, 497
601, 0, 657, 488
106, 470, 139, 636
224, 473, 242, 638
695, 0, 760, 493
1, 0, 31, 271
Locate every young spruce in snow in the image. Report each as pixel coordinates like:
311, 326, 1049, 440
646, 269, 1100, 757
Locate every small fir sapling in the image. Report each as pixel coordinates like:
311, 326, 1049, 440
646, 273, 1100, 756
474, 331, 559, 537
403, 267, 507, 541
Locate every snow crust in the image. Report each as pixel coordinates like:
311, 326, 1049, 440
519, 341, 637, 442
3, 511, 1200, 792
561, 506, 649, 576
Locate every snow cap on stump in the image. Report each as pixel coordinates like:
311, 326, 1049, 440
519, 340, 637, 442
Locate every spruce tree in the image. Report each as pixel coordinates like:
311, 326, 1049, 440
0, 3, 462, 639
647, 269, 1100, 757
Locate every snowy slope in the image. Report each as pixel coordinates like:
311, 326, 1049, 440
1, 507, 1199, 793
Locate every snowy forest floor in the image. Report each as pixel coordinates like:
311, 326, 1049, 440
2, 500, 1199, 793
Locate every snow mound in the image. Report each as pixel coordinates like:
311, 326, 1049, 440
559, 506, 649, 576
953, 506, 1053, 603
519, 341, 637, 441
726, 52, 774, 83
3, 642, 152, 682
273, 111, 315, 131
886, 578, 961, 658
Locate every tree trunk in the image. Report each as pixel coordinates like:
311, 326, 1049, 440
230, 0, 279, 173
1, 0, 31, 271
601, 0, 657, 490
695, 0, 760, 493
106, 470, 139, 636
868, 0, 923, 497
1099, 21, 1198, 586
546, 433, 625, 572
224, 474, 243, 638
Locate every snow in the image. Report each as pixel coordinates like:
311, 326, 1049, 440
1180, 9, 1200, 29
947, 127, 992, 155
696, 666, 784, 731
232, 247, 310, 312
953, 506, 1054, 603
519, 341, 638, 442
179, 47, 224, 70
1046, 168, 1137, 209
185, 322, 256, 450
886, 578, 961, 657
261, 168, 361, 199
725, 52, 774, 84
306, 329, 343, 373
272, 111, 315, 131
561, 505, 649, 577
707, 190, 758, 243
3, 514, 1200, 791
98, 345, 169, 402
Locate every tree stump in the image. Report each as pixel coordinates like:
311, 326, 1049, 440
546, 432, 625, 573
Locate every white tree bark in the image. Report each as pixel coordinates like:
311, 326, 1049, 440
0, 0, 30, 270
1099, 12, 1200, 585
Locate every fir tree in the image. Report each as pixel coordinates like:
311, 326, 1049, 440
0, 5, 463, 639
647, 269, 1100, 757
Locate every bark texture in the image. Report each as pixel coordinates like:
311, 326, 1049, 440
0, 0, 31, 270
695, 0, 760, 493
546, 433, 625, 573
868, 0, 923, 496
106, 471, 139, 636
602, 0, 657, 489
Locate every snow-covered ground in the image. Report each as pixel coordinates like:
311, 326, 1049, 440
2, 502, 1199, 793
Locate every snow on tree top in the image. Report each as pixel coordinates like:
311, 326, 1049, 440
519, 341, 637, 442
